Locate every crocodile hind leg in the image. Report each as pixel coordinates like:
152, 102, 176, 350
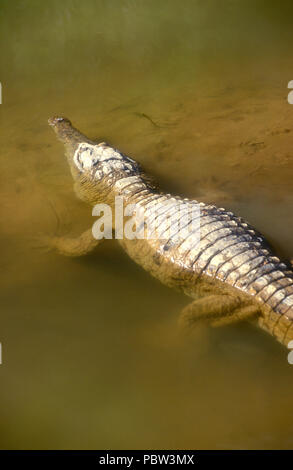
39, 228, 103, 257
179, 295, 260, 330
211, 304, 260, 327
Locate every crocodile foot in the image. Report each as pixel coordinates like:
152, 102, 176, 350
32, 228, 103, 257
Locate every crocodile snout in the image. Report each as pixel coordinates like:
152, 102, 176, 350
48, 116, 95, 161
48, 116, 72, 127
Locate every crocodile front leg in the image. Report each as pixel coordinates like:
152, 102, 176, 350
44, 228, 103, 257
179, 295, 260, 329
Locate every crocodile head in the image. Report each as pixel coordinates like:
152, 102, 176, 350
48, 116, 150, 206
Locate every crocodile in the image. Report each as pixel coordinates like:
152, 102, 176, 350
46, 115, 293, 348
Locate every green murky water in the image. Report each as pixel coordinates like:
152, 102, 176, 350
1, 0, 293, 449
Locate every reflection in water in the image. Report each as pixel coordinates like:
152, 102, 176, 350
1, 0, 293, 449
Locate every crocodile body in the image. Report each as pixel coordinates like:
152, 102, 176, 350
47, 116, 293, 348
